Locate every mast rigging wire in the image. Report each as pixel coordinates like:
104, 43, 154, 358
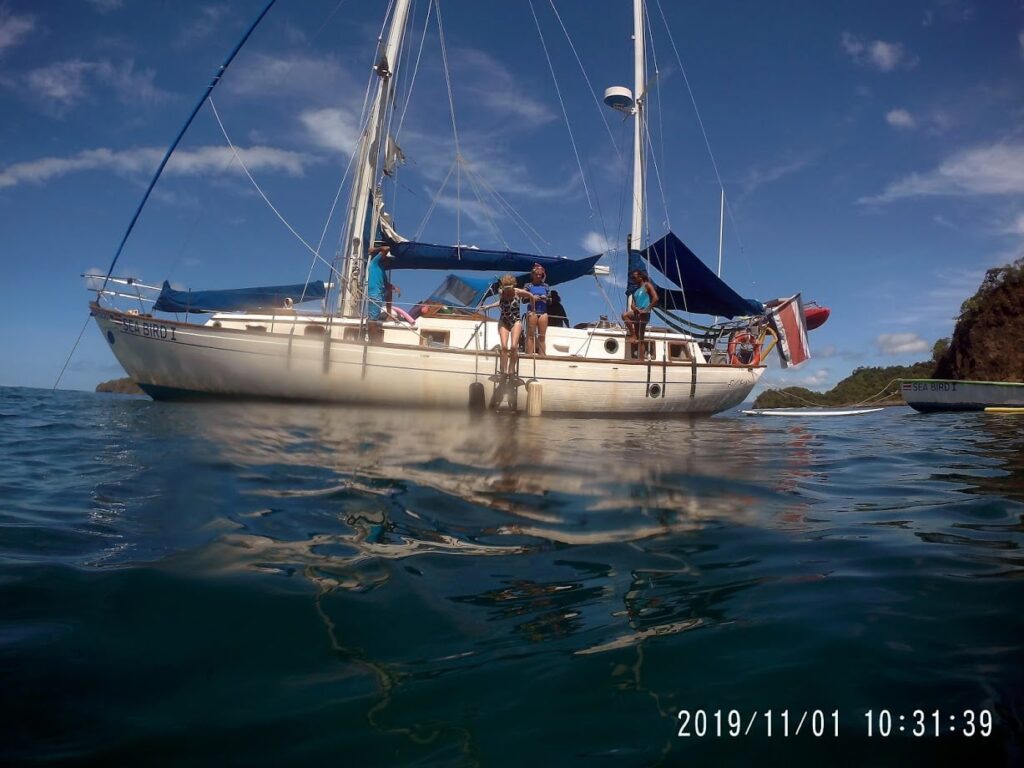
208, 97, 342, 282
432, 0, 463, 248
527, 0, 595, 217
547, 0, 622, 164
652, 0, 755, 287
98, 0, 279, 295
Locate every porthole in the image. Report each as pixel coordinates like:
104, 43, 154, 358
106, 330, 115, 345
649, 383, 662, 398
604, 338, 619, 354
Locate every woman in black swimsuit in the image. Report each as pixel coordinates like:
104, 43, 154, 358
483, 274, 536, 377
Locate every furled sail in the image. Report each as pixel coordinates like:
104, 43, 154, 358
383, 135, 405, 177
153, 280, 327, 313
631, 231, 763, 319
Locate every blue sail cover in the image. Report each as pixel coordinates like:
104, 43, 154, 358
630, 231, 763, 318
153, 280, 327, 313
385, 239, 601, 283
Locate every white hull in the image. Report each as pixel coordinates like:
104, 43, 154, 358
93, 305, 762, 415
900, 378, 1024, 413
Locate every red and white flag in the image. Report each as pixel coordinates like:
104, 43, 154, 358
768, 294, 811, 368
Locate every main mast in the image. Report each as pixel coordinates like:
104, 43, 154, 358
626, 0, 643, 250
339, 0, 413, 318
629, 0, 646, 253
603, 1, 647, 260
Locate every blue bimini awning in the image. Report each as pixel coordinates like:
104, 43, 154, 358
153, 280, 327, 313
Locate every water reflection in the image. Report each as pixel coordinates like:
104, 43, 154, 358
5, 388, 1024, 764
166, 404, 802, 672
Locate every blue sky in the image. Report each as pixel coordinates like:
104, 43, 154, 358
1, 0, 1022, 393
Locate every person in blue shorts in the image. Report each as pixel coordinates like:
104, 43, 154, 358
622, 269, 659, 360
524, 264, 550, 355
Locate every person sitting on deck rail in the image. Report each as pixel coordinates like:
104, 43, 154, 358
366, 244, 396, 342
622, 269, 659, 361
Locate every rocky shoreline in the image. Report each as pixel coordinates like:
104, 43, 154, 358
95, 377, 144, 395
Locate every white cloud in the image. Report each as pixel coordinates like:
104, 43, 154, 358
795, 368, 831, 387
452, 49, 554, 126
300, 107, 362, 157
0, 8, 34, 54
885, 108, 916, 129
404, 128, 583, 203
841, 32, 916, 72
0, 145, 313, 189
581, 231, 616, 254
1005, 211, 1024, 237
86, 0, 124, 13
177, 4, 230, 45
840, 32, 864, 59
884, 108, 951, 134
739, 155, 815, 199
869, 41, 907, 72
166, 146, 310, 177
875, 332, 929, 355
922, 1, 975, 26
26, 60, 92, 108
860, 142, 1024, 203
25, 59, 169, 114
759, 366, 832, 391
225, 53, 356, 102
108, 60, 168, 103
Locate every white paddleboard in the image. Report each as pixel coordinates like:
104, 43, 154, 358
741, 407, 884, 417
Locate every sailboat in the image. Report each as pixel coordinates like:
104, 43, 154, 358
87, 0, 818, 415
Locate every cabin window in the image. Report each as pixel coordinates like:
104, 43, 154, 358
668, 342, 691, 361
604, 338, 619, 355
342, 327, 361, 341
628, 341, 655, 360
420, 330, 450, 348
245, 324, 267, 333
304, 324, 327, 336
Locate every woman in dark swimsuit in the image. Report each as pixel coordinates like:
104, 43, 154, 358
483, 274, 536, 377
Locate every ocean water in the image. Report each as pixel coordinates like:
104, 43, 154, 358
1, 386, 1022, 767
